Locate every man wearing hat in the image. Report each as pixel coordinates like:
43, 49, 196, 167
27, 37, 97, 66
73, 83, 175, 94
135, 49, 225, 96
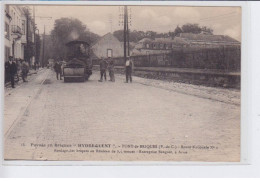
125, 56, 134, 83
5, 56, 17, 88
98, 57, 108, 82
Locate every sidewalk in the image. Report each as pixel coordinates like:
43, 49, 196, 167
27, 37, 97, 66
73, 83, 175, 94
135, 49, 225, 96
4, 68, 44, 96
4, 68, 50, 136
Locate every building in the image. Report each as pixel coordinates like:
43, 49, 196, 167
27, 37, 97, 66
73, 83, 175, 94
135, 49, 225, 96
131, 37, 184, 56
178, 33, 241, 48
4, 5, 12, 62
91, 33, 124, 59
5, 5, 26, 61
131, 33, 240, 56
4, 5, 35, 62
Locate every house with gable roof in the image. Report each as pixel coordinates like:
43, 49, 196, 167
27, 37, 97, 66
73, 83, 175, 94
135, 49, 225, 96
91, 33, 124, 59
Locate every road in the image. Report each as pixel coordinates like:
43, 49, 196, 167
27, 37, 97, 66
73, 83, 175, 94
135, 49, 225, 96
4, 68, 240, 162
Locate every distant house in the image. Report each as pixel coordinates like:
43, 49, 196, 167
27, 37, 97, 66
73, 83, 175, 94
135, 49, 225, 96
91, 33, 124, 59
131, 33, 240, 56
131, 37, 183, 56
178, 33, 241, 48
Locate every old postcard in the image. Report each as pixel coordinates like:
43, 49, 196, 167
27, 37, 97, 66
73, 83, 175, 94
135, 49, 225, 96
3, 3, 241, 162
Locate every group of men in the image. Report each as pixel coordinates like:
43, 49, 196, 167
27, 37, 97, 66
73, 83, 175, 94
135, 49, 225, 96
5, 56, 30, 88
98, 57, 115, 82
99, 56, 133, 83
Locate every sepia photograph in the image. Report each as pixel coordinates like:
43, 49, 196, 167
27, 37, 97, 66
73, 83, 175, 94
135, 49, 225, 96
3, 3, 241, 162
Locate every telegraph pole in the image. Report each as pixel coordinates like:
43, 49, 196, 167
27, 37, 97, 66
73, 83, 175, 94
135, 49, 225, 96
42, 25, 45, 68
126, 7, 130, 56
34, 16, 52, 68
124, 6, 127, 62
33, 6, 36, 68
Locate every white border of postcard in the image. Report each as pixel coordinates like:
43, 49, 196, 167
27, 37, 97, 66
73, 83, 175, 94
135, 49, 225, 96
0, 0, 251, 167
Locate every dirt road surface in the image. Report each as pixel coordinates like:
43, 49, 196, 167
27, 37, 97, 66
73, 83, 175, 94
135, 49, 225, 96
4, 68, 240, 162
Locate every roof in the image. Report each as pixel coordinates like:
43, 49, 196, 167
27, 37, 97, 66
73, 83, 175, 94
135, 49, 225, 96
179, 33, 240, 43
138, 38, 152, 43
154, 38, 174, 43
91, 32, 121, 48
172, 37, 189, 45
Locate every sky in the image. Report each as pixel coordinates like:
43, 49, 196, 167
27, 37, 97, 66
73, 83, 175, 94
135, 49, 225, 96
27, 5, 241, 41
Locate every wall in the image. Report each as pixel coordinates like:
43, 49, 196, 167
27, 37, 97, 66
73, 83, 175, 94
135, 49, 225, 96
94, 46, 241, 72
8, 6, 25, 59
92, 33, 124, 58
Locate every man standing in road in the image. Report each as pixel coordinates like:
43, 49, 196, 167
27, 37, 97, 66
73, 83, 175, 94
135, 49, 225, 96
54, 60, 62, 80
98, 57, 107, 82
5, 56, 17, 88
108, 57, 115, 82
125, 56, 134, 83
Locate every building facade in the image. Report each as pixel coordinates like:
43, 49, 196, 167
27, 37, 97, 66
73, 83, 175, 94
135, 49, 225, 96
131, 33, 241, 56
4, 5, 12, 62
4, 5, 35, 62
131, 37, 184, 56
178, 33, 241, 48
91, 33, 124, 59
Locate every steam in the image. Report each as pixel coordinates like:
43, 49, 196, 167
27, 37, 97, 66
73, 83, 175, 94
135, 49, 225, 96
70, 30, 79, 40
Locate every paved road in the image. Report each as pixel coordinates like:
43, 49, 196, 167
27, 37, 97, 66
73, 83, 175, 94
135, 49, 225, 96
4, 68, 240, 161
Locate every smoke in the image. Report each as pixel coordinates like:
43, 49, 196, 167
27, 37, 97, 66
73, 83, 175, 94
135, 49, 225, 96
70, 29, 79, 40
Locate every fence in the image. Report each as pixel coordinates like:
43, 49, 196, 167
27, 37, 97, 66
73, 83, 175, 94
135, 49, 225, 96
93, 46, 241, 72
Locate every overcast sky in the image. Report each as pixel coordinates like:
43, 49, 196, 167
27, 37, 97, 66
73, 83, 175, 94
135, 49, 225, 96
28, 5, 241, 41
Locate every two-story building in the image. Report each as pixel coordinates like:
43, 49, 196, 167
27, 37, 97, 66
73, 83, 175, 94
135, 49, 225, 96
4, 5, 12, 62
4, 5, 35, 62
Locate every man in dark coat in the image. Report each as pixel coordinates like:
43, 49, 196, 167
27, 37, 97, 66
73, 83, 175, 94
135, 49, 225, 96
5, 56, 17, 88
54, 60, 62, 80
98, 57, 108, 82
125, 56, 134, 83
108, 57, 115, 82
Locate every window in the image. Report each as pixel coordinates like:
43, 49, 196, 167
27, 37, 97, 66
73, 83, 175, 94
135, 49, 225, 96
5, 46, 10, 62
22, 20, 25, 34
5, 23, 9, 39
160, 44, 164, 49
153, 44, 156, 49
146, 43, 149, 49
107, 49, 113, 58
5, 5, 10, 14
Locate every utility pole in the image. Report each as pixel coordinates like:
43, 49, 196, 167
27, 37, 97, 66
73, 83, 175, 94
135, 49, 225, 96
42, 25, 45, 68
33, 6, 36, 67
124, 5, 127, 62
34, 16, 52, 68
126, 7, 130, 56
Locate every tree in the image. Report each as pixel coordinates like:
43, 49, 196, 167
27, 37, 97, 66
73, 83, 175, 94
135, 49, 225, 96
180, 23, 214, 35
201, 26, 213, 35
181, 23, 202, 34
23, 7, 35, 62
173, 26, 183, 37
35, 34, 41, 63
113, 30, 124, 42
51, 18, 99, 58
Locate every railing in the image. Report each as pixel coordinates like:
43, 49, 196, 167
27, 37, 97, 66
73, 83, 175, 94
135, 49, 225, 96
11, 25, 22, 35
